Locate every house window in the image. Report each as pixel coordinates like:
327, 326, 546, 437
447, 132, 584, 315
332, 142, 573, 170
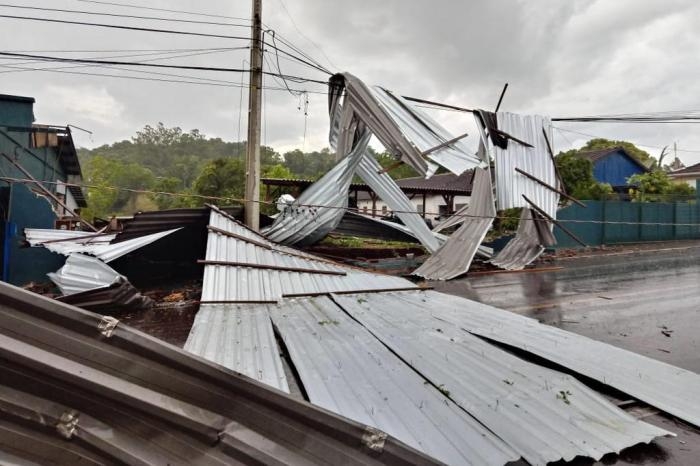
415, 203, 424, 214
438, 205, 449, 216
381, 205, 388, 215
454, 203, 467, 211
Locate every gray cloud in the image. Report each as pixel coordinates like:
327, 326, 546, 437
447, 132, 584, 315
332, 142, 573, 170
1, 0, 698, 164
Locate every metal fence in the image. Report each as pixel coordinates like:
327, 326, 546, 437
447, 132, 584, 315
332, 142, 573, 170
554, 189, 700, 248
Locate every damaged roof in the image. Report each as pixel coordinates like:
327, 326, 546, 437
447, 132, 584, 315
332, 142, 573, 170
0, 280, 438, 465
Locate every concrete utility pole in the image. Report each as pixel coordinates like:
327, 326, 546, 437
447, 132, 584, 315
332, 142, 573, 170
244, 0, 263, 230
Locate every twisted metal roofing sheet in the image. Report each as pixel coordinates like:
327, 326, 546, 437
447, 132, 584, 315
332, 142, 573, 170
491, 113, 559, 217
39, 228, 181, 262
24, 228, 116, 246
414, 167, 496, 279
47, 253, 121, 295
204, 209, 417, 303
356, 153, 441, 253
0, 280, 437, 465
335, 292, 671, 465
184, 303, 289, 393
418, 289, 700, 429
268, 296, 519, 466
489, 208, 545, 270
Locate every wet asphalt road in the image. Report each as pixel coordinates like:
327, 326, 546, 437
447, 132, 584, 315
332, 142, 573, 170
432, 244, 700, 466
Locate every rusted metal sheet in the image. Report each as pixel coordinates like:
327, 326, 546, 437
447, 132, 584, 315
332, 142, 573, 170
0, 280, 440, 465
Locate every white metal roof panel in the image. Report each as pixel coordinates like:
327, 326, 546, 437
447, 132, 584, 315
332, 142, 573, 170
204, 210, 417, 303
24, 228, 116, 246
268, 296, 519, 466
40, 228, 180, 262
47, 253, 121, 295
492, 113, 559, 217
184, 303, 289, 393
414, 167, 496, 279
335, 292, 672, 465
418, 289, 700, 429
489, 208, 546, 270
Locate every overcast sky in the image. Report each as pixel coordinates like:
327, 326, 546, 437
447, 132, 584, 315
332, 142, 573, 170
1, 0, 699, 166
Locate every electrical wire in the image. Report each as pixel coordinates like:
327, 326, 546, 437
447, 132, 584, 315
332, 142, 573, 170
0, 13, 251, 40
73, 0, 250, 21
0, 3, 250, 27
553, 127, 700, 154
0, 51, 329, 83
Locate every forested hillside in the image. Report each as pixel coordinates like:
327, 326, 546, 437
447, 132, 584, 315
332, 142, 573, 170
78, 123, 417, 219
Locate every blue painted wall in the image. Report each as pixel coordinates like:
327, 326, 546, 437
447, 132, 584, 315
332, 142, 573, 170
0, 95, 69, 285
592, 150, 646, 187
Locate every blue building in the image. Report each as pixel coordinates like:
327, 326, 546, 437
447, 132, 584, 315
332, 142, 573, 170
578, 147, 650, 191
0, 94, 88, 285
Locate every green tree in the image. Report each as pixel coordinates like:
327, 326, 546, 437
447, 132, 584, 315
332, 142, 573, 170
192, 158, 246, 202
627, 171, 695, 201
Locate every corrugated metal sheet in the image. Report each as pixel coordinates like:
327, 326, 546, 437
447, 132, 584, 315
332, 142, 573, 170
414, 167, 495, 279
47, 253, 121, 295
490, 208, 545, 270
263, 132, 371, 246
184, 303, 290, 393
335, 292, 671, 465
56, 277, 153, 314
332, 211, 420, 243
418, 289, 700, 429
205, 209, 417, 303
367, 86, 480, 176
490, 113, 558, 217
356, 153, 441, 252
41, 228, 181, 262
0, 279, 437, 465
268, 296, 519, 466
24, 228, 116, 246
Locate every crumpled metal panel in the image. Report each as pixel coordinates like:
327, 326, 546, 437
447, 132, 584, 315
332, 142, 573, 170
0, 280, 437, 465
40, 228, 181, 262
419, 289, 700, 429
490, 208, 545, 270
368, 86, 481, 176
56, 277, 153, 314
492, 113, 559, 217
268, 296, 519, 466
24, 228, 116, 247
204, 210, 417, 303
263, 133, 370, 246
335, 292, 672, 465
184, 303, 289, 393
47, 253, 122, 295
355, 153, 441, 252
414, 167, 496, 279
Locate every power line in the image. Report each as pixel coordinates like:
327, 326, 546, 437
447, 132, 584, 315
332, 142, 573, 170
0, 3, 249, 27
0, 51, 329, 83
73, 0, 249, 21
0, 13, 251, 40
0, 62, 332, 94
553, 127, 700, 154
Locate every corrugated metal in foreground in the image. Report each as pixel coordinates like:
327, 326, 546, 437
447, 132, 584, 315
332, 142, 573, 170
335, 292, 672, 466
489, 208, 545, 270
0, 280, 440, 466
268, 296, 519, 466
414, 167, 495, 279
417, 289, 700, 429
204, 209, 417, 303
184, 303, 290, 393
